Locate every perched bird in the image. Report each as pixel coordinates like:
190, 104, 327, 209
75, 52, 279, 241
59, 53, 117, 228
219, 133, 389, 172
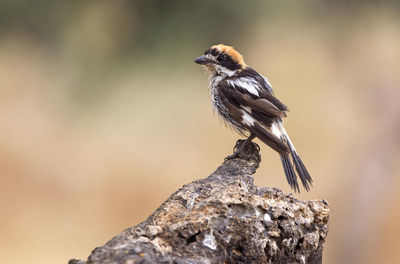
194, 44, 312, 192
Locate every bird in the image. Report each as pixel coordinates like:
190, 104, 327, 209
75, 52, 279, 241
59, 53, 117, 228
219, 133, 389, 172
194, 44, 312, 192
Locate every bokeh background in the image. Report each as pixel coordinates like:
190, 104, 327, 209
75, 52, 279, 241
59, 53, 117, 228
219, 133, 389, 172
1, 0, 400, 263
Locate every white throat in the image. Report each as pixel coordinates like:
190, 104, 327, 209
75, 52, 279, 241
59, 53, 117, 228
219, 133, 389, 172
206, 66, 237, 86
214, 65, 236, 77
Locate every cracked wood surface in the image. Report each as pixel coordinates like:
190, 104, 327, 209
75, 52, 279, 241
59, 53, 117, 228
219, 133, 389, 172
69, 140, 329, 264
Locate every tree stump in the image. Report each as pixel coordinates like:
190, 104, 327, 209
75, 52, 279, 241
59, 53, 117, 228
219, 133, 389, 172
69, 140, 329, 264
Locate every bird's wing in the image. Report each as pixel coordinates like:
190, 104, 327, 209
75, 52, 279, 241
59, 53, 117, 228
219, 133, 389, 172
217, 82, 289, 154
219, 78, 288, 126
234, 68, 289, 112
223, 79, 288, 113
218, 82, 282, 118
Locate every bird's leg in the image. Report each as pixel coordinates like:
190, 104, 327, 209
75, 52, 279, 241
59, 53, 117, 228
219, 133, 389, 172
225, 134, 256, 161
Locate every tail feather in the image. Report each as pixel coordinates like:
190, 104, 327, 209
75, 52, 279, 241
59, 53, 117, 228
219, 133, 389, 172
277, 123, 313, 192
252, 122, 289, 154
250, 120, 312, 192
280, 154, 299, 192
291, 151, 312, 191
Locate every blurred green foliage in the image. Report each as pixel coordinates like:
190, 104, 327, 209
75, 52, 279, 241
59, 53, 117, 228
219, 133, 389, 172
1, 0, 398, 108
0, 0, 262, 55
1, 0, 399, 60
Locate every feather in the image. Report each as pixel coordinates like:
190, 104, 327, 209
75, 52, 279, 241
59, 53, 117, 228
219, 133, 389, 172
251, 122, 289, 154
218, 82, 284, 118
280, 154, 300, 192
277, 123, 313, 191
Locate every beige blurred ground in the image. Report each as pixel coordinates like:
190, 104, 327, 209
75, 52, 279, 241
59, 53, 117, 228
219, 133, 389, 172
1, 1, 400, 264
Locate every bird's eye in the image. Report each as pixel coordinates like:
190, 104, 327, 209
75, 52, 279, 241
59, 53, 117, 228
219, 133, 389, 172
217, 55, 225, 62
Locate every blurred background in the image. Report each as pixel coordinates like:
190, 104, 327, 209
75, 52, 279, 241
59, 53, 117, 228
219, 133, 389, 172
1, 0, 400, 263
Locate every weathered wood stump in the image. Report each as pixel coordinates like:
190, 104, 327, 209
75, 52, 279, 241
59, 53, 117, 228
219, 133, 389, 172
69, 140, 329, 264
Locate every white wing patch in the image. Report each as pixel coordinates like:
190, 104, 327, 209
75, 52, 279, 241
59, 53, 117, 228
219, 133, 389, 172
241, 110, 255, 126
271, 122, 282, 138
227, 77, 261, 96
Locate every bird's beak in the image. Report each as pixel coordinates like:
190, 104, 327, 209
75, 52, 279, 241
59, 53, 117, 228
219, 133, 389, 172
194, 55, 213, 65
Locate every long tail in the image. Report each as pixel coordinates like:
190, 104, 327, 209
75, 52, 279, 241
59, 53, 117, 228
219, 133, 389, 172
277, 123, 313, 191
250, 122, 300, 191
249, 120, 312, 192
280, 153, 300, 192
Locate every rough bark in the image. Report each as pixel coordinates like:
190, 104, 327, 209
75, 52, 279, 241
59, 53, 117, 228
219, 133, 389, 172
69, 140, 329, 264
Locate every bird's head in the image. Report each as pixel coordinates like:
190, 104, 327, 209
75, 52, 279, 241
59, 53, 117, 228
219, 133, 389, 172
194, 44, 247, 77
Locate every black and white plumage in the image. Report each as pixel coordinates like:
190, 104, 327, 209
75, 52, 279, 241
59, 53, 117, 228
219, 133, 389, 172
194, 44, 312, 192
